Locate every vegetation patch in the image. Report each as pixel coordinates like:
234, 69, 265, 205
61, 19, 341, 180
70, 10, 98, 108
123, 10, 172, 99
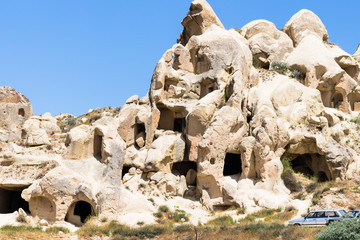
316, 219, 360, 240
271, 61, 305, 80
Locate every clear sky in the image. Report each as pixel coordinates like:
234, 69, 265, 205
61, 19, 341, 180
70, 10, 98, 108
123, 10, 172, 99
1, 0, 359, 116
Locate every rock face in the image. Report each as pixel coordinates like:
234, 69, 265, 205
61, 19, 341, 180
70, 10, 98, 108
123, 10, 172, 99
1, 0, 360, 226
284, 9, 328, 46
178, 0, 224, 45
0, 86, 33, 141
241, 20, 294, 68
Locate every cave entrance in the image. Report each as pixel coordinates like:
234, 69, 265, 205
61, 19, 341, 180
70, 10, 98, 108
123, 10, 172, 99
0, 187, 29, 214
223, 153, 242, 176
174, 118, 185, 133
172, 161, 197, 186
93, 130, 103, 161
289, 154, 331, 181
134, 123, 146, 149
200, 79, 217, 98
332, 92, 343, 109
122, 166, 131, 179
172, 161, 197, 176
157, 107, 186, 133
291, 154, 314, 177
65, 201, 94, 226
18, 108, 25, 117
317, 171, 329, 182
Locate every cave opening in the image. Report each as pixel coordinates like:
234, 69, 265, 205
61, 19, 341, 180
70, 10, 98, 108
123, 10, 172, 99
0, 188, 29, 214
134, 123, 146, 149
93, 130, 103, 161
174, 118, 185, 133
200, 79, 217, 98
332, 92, 343, 109
317, 171, 329, 182
66, 201, 94, 226
122, 166, 131, 179
172, 161, 197, 176
288, 153, 331, 181
291, 154, 314, 177
18, 108, 25, 117
223, 153, 242, 176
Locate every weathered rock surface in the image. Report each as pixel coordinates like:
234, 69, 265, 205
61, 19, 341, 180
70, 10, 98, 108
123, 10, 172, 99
1, 0, 360, 228
0, 86, 33, 141
178, 0, 224, 45
284, 9, 328, 46
241, 20, 294, 68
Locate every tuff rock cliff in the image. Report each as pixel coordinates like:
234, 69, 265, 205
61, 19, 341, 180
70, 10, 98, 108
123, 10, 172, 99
1, 0, 360, 228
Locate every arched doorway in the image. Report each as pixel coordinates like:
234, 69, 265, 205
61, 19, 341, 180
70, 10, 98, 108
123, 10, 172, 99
65, 201, 94, 226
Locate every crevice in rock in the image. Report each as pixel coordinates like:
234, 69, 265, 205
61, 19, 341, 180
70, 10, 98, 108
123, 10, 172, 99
93, 130, 103, 161
134, 123, 146, 149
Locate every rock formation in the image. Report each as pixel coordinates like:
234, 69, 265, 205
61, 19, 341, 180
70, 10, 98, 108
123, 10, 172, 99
1, 0, 360, 227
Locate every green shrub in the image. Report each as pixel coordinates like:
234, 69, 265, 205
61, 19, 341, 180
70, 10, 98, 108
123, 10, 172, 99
174, 224, 193, 232
306, 182, 319, 193
270, 61, 305, 80
281, 168, 303, 192
208, 216, 235, 225
154, 212, 163, 218
158, 205, 169, 213
316, 219, 360, 240
65, 116, 77, 126
172, 209, 189, 222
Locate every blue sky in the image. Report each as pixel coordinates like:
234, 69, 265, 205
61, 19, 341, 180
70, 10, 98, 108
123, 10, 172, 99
0, 0, 359, 116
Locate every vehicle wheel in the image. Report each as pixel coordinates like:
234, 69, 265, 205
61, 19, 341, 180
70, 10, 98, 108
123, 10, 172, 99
294, 223, 301, 226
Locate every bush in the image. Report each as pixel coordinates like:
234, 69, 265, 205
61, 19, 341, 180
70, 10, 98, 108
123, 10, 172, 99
158, 205, 169, 213
65, 116, 77, 126
281, 168, 303, 192
174, 224, 193, 232
271, 61, 305, 80
306, 182, 319, 193
172, 209, 189, 222
316, 219, 360, 240
208, 216, 235, 225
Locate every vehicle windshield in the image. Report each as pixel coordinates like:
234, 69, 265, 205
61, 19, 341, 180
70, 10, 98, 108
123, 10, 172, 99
345, 211, 359, 218
339, 210, 347, 216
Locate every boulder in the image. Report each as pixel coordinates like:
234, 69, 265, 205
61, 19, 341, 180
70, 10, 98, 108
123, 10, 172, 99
241, 20, 294, 67
178, 0, 224, 45
284, 9, 328, 46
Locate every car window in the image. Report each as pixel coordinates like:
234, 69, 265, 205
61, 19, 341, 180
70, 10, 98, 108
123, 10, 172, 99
339, 210, 346, 216
316, 212, 326, 218
327, 211, 339, 217
306, 212, 316, 218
